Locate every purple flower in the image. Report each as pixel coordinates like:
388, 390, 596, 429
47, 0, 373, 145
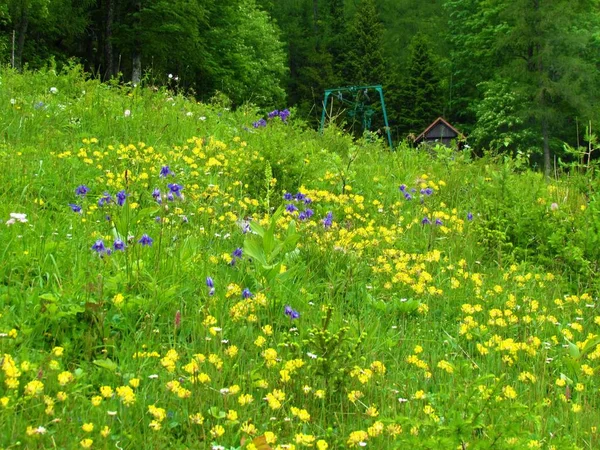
399, 184, 406, 192
167, 192, 174, 202
420, 188, 433, 196
435, 218, 443, 226
160, 165, 174, 178
298, 211, 308, 221
91, 239, 107, 254
206, 277, 214, 288
167, 183, 183, 198
322, 211, 333, 228
304, 208, 314, 218
268, 110, 280, 119
75, 185, 90, 197
284, 305, 299, 319
253, 118, 267, 128
232, 248, 243, 258
285, 203, 298, 214
294, 192, 306, 201
138, 234, 153, 246
404, 193, 412, 201
279, 109, 290, 122
467, 212, 474, 221
304, 197, 312, 205
116, 190, 127, 206
113, 239, 126, 251
98, 192, 112, 207
283, 192, 293, 200
422, 217, 431, 225
69, 203, 82, 213
242, 288, 253, 299
152, 188, 162, 204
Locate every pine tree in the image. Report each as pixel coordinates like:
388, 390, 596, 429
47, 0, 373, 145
344, 0, 386, 86
398, 33, 443, 136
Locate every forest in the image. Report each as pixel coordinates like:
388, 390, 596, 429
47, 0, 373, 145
2, 0, 600, 173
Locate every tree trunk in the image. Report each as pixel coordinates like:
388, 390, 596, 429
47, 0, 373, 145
542, 118, 551, 178
132, 49, 141, 84
104, 0, 115, 79
15, 7, 29, 71
131, 0, 142, 84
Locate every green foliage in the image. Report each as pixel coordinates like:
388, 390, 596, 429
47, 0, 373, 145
397, 33, 444, 136
2, 65, 600, 449
471, 79, 540, 156
345, 0, 387, 86
243, 205, 300, 287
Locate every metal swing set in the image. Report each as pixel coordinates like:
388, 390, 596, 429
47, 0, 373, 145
319, 84, 393, 149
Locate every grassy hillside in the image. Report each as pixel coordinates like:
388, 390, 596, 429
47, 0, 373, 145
0, 66, 599, 449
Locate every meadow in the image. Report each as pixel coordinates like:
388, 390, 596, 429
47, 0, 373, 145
1, 66, 600, 449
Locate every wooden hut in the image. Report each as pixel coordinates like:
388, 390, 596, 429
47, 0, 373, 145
414, 117, 464, 147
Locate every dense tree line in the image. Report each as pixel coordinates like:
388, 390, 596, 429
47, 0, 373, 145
1, 0, 599, 171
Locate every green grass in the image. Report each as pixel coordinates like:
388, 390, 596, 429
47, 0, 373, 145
0, 66, 599, 449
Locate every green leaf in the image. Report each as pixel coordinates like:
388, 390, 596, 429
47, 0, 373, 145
208, 406, 227, 419
244, 238, 268, 266
93, 359, 118, 372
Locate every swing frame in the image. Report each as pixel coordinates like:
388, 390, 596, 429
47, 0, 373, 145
319, 85, 393, 150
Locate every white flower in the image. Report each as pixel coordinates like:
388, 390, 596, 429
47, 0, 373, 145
124, 109, 131, 117
186, 112, 193, 117
307, 352, 317, 359
34, 426, 47, 435
49, 87, 58, 94
10, 98, 16, 105
6, 213, 27, 226
199, 116, 206, 121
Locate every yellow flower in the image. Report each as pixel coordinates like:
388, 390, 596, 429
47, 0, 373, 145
264, 431, 277, 444
148, 404, 167, 422
52, 347, 64, 357
57, 371, 74, 385
211, 425, 225, 438
238, 393, 254, 406
101, 426, 110, 438
129, 378, 140, 388
112, 293, 124, 307
347, 430, 369, 447
91, 396, 102, 406
280, 369, 291, 383
225, 345, 238, 358
24, 380, 44, 396
80, 438, 93, 448
365, 405, 379, 417
189, 413, 204, 424
56, 391, 67, 402
0, 397, 9, 407
115, 386, 136, 405
100, 386, 113, 398
82, 423, 94, 432
241, 421, 258, 435
502, 386, 517, 400
226, 410, 238, 421
316, 440, 328, 450
295, 433, 316, 446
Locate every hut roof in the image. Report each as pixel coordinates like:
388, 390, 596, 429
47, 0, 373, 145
414, 117, 465, 144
